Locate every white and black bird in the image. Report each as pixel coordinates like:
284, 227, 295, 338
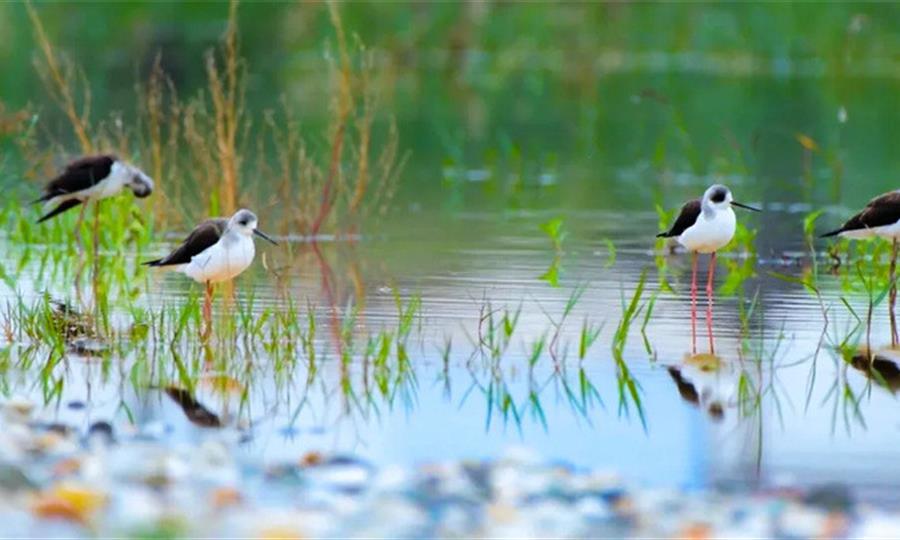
33, 154, 154, 223
667, 356, 738, 421
143, 209, 277, 321
657, 184, 760, 354
821, 190, 900, 346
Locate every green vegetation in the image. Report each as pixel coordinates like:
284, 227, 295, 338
0, 1, 899, 490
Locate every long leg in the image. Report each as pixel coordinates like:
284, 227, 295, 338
202, 281, 213, 341
91, 200, 101, 299
891, 238, 898, 347
73, 201, 89, 305
73, 201, 88, 246
690, 251, 698, 355
707, 251, 717, 355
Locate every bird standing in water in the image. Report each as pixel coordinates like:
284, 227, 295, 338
821, 190, 900, 347
143, 209, 278, 334
657, 184, 760, 354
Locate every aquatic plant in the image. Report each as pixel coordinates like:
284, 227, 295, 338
611, 270, 648, 430
539, 216, 566, 287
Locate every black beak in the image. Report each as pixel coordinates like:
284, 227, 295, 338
253, 229, 278, 245
130, 177, 154, 198
731, 201, 761, 212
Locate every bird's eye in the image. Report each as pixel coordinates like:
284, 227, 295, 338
711, 191, 726, 203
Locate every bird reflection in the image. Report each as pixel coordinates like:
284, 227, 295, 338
667, 353, 735, 421
850, 348, 900, 393
163, 386, 222, 427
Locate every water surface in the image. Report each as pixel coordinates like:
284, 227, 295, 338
2, 205, 897, 507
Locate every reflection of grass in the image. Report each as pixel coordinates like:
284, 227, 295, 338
578, 317, 603, 360
0, 240, 661, 434
472, 301, 521, 363
612, 270, 648, 430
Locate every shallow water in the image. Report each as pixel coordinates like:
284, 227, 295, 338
2, 204, 899, 509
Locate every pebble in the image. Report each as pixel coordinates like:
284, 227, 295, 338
0, 407, 893, 538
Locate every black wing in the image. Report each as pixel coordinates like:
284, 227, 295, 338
657, 199, 701, 238
667, 367, 699, 405
821, 191, 900, 237
164, 386, 221, 427
143, 218, 227, 267
37, 199, 84, 223
34, 154, 116, 203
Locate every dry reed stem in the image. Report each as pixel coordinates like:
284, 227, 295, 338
25, 1, 93, 154
145, 55, 165, 220
22, 0, 399, 237
310, 0, 354, 236
138, 56, 186, 227
349, 50, 374, 215
207, 0, 243, 215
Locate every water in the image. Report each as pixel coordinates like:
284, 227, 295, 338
3, 204, 898, 509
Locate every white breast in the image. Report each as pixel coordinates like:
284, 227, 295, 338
82, 161, 129, 201
677, 207, 736, 253
182, 234, 256, 284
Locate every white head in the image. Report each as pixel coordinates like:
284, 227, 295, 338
228, 208, 277, 244
702, 184, 760, 214
113, 160, 154, 198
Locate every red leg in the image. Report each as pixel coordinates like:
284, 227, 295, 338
91, 200, 100, 296
202, 281, 213, 340
891, 238, 898, 347
707, 251, 717, 355
74, 202, 87, 238
690, 251, 698, 355
73, 201, 89, 305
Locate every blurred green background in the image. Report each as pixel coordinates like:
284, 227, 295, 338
1, 1, 899, 213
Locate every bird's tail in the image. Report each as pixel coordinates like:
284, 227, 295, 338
142, 258, 163, 267
819, 228, 843, 238
656, 232, 671, 238
37, 199, 82, 223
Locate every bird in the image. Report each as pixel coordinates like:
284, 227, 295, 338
143, 209, 277, 326
667, 352, 738, 421
820, 190, 900, 346
33, 154, 154, 223
657, 184, 760, 354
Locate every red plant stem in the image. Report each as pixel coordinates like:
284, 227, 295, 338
707, 251, 717, 355
311, 241, 342, 359
310, 123, 346, 237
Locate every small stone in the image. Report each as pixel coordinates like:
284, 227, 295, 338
52, 457, 82, 477
300, 450, 324, 467
803, 483, 854, 513
211, 486, 242, 510
67, 337, 108, 357
31, 483, 106, 524
87, 421, 115, 446
778, 503, 829, 538
3, 397, 34, 424
0, 463, 36, 491
678, 522, 712, 540
45, 423, 72, 437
